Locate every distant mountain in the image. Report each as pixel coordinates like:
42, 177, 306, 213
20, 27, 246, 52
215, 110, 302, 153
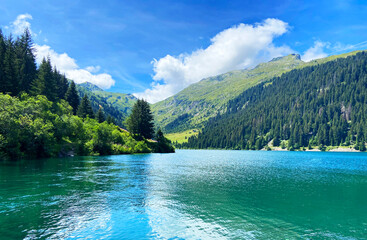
152, 51, 362, 136
78, 82, 104, 92
76, 83, 137, 126
182, 51, 367, 151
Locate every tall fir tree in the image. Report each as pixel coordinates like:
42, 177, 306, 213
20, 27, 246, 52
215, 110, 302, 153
58, 74, 69, 99
15, 28, 37, 93
126, 99, 154, 139
65, 81, 80, 115
43, 57, 58, 101
31, 57, 57, 101
77, 95, 95, 118
0, 30, 6, 94
3, 36, 17, 95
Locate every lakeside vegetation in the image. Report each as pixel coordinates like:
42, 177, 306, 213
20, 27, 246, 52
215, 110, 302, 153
0, 29, 174, 160
182, 52, 367, 151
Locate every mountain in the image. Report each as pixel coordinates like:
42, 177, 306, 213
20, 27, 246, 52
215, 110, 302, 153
152, 51, 362, 138
152, 54, 303, 133
76, 83, 137, 126
182, 51, 367, 151
78, 82, 104, 92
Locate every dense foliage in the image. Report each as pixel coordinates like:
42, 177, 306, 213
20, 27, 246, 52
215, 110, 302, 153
183, 52, 367, 151
126, 99, 155, 139
0, 94, 153, 160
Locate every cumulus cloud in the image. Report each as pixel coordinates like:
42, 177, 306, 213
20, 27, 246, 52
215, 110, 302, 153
134, 18, 293, 103
9, 13, 35, 35
302, 41, 329, 62
35, 44, 115, 89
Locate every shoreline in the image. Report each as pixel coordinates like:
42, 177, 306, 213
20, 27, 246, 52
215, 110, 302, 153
176, 147, 363, 153
269, 146, 360, 152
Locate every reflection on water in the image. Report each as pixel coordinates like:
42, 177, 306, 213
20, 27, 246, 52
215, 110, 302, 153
1, 150, 367, 239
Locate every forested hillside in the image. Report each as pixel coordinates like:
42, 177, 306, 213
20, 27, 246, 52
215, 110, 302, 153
152, 51, 361, 140
182, 52, 367, 151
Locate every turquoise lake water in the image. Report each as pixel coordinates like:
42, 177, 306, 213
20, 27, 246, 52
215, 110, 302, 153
0, 150, 367, 239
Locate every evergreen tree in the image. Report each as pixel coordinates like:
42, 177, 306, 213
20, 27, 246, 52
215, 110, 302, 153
0, 30, 6, 94
96, 108, 106, 123
58, 74, 69, 99
3, 36, 17, 95
126, 99, 154, 139
15, 28, 37, 93
31, 57, 57, 100
77, 95, 95, 118
65, 81, 80, 114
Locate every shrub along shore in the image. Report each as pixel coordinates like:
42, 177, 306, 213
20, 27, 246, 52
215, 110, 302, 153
0, 93, 174, 160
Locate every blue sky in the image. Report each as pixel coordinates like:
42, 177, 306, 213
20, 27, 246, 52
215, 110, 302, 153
1, 0, 367, 102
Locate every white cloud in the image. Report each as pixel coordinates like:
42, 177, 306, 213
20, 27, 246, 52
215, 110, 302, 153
302, 41, 329, 62
35, 44, 115, 89
10, 13, 35, 35
134, 18, 293, 103
7, 13, 115, 89
85, 65, 101, 73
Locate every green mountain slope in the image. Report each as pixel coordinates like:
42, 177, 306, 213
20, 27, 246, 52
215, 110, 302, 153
153, 51, 362, 135
76, 83, 137, 126
152, 54, 303, 133
182, 51, 367, 151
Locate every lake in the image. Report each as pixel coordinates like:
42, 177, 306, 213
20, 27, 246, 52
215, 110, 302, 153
0, 150, 367, 239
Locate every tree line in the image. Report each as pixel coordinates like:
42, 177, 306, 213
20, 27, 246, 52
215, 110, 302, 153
182, 52, 367, 151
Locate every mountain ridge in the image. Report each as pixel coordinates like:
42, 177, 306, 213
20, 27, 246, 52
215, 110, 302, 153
152, 50, 363, 141
152, 53, 304, 133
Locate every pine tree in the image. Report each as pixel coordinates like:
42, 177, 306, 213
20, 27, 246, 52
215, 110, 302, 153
77, 95, 95, 118
52, 68, 68, 99
96, 108, 106, 123
126, 99, 154, 139
65, 81, 80, 114
44, 58, 58, 101
0, 30, 6, 94
15, 28, 37, 93
31, 57, 56, 100
3, 36, 17, 95
58, 74, 69, 99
